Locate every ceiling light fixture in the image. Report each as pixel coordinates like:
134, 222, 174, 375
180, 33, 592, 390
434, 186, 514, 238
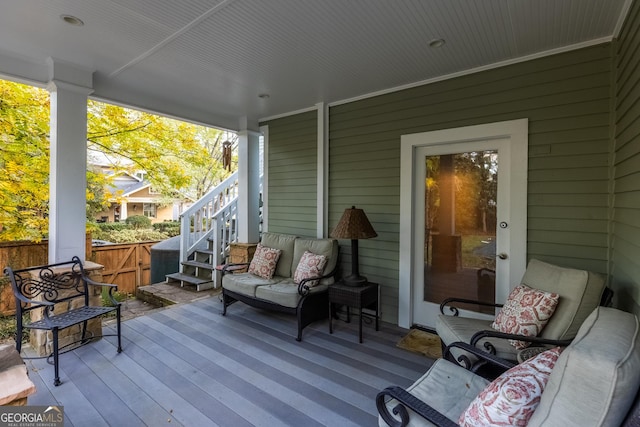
429, 38, 445, 48
258, 93, 270, 99
60, 14, 84, 27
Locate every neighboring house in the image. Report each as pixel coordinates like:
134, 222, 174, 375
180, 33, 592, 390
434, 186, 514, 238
94, 168, 191, 224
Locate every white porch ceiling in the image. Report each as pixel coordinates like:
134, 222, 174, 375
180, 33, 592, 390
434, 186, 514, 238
0, 0, 632, 130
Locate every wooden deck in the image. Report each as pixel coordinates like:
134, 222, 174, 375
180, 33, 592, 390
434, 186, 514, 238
24, 296, 432, 426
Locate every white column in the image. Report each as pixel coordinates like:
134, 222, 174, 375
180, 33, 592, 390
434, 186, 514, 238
237, 128, 261, 243
316, 103, 329, 238
47, 59, 93, 262
120, 202, 128, 221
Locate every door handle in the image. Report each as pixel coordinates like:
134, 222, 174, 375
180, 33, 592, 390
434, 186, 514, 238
497, 253, 508, 260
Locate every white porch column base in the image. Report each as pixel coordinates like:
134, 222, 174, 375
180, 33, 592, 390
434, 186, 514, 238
47, 59, 93, 263
237, 129, 261, 243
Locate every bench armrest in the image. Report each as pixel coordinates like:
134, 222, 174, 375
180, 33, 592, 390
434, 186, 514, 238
376, 386, 459, 427
84, 276, 120, 306
440, 297, 503, 316
11, 292, 55, 308
84, 276, 118, 290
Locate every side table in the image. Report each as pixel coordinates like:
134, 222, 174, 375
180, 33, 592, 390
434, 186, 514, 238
329, 282, 379, 343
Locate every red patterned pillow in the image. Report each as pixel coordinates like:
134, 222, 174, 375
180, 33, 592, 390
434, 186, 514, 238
293, 251, 328, 287
248, 244, 281, 279
459, 347, 561, 427
491, 284, 559, 349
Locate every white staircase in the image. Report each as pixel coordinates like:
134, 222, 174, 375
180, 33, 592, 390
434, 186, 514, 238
165, 172, 239, 290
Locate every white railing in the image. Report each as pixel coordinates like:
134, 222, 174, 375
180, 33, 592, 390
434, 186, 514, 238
179, 172, 239, 270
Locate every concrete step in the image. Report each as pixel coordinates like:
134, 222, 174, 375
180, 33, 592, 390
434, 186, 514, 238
137, 282, 220, 307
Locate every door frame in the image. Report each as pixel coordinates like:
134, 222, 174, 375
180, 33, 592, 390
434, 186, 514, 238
398, 119, 529, 329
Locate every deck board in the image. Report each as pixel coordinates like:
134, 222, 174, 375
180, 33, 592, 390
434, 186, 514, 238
23, 296, 432, 426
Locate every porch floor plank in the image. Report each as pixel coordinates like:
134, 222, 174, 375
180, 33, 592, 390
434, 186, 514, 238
23, 296, 431, 426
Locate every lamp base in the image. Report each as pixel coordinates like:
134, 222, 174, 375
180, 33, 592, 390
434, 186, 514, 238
341, 275, 368, 287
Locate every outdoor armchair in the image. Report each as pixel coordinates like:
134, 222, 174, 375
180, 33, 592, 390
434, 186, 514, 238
378, 307, 640, 427
436, 258, 607, 370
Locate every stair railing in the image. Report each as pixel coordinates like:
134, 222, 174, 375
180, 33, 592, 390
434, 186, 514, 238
179, 172, 239, 271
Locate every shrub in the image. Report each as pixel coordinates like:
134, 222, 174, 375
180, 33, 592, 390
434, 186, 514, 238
103, 229, 168, 243
125, 215, 152, 229
153, 221, 180, 237
97, 222, 131, 232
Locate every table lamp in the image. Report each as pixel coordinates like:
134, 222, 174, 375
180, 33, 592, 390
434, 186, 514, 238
330, 206, 377, 286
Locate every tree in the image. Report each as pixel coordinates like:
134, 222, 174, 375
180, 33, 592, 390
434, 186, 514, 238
0, 80, 50, 241
0, 79, 236, 241
86, 100, 236, 201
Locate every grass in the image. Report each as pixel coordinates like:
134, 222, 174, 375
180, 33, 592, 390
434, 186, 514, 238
0, 313, 29, 345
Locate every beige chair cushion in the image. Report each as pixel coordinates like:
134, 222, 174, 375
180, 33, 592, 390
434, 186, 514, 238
529, 306, 640, 427
260, 232, 297, 278
436, 315, 519, 362
378, 358, 489, 427
522, 259, 605, 341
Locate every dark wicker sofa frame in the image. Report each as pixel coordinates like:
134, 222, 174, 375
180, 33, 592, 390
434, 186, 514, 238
221, 263, 338, 341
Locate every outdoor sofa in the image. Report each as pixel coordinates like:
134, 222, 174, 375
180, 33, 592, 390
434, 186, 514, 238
221, 232, 339, 341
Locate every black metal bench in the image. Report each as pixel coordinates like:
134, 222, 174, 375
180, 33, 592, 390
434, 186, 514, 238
4, 256, 122, 386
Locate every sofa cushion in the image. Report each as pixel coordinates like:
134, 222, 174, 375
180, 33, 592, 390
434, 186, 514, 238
528, 307, 640, 427
292, 238, 338, 285
261, 232, 297, 278
293, 251, 328, 287
522, 259, 605, 341
491, 284, 559, 349
436, 315, 519, 362
248, 244, 281, 279
222, 272, 284, 297
459, 347, 560, 427
378, 358, 489, 427
255, 279, 329, 308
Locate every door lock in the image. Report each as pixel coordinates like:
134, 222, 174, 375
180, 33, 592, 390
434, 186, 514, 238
498, 253, 508, 260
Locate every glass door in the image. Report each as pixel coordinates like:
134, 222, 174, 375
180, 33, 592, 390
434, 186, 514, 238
423, 150, 498, 314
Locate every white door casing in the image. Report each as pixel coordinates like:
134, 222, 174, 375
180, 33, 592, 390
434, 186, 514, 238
398, 119, 528, 329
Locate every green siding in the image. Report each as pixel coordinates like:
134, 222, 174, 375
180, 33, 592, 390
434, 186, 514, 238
262, 111, 318, 238
613, 0, 640, 315
330, 44, 613, 322
258, 36, 640, 323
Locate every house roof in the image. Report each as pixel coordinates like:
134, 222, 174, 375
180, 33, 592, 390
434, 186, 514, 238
0, 1, 631, 131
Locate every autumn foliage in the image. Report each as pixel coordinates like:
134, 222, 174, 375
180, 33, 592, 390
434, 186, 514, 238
0, 79, 235, 242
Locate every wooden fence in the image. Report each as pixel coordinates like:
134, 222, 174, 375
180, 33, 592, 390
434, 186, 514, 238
0, 238, 160, 315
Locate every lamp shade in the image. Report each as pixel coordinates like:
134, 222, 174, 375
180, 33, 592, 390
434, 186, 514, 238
330, 206, 377, 240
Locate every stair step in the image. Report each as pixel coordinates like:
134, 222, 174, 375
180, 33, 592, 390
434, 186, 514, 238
182, 260, 215, 269
166, 273, 214, 291
194, 249, 214, 256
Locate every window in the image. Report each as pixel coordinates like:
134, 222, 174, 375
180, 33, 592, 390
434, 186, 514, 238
143, 203, 157, 218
